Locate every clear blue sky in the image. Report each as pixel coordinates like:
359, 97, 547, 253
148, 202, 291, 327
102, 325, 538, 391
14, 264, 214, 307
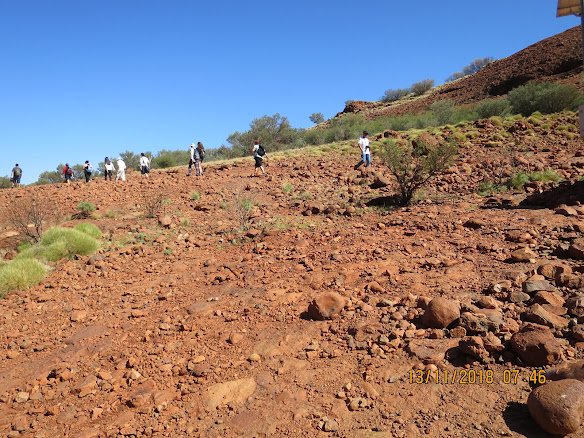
1, 0, 580, 184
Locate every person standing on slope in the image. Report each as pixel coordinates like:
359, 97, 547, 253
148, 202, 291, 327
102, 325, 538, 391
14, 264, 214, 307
187, 143, 198, 176
104, 157, 114, 181
83, 161, 93, 183
196, 142, 206, 176
250, 140, 267, 177
140, 153, 150, 178
10, 164, 22, 188
116, 157, 126, 182
63, 163, 73, 183
354, 130, 371, 170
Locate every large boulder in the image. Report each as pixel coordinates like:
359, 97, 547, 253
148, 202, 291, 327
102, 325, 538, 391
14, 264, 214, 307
528, 379, 584, 435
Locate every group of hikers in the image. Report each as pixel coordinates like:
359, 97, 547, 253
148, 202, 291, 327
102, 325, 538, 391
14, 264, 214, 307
8, 131, 372, 187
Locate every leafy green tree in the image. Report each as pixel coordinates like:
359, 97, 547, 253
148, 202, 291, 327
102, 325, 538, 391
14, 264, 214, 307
34, 164, 65, 185
118, 150, 142, 171
227, 113, 299, 156
309, 112, 325, 125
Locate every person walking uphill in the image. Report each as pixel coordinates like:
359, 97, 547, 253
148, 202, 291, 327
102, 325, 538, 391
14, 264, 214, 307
116, 157, 126, 182
104, 157, 114, 181
83, 161, 93, 182
251, 140, 267, 177
140, 153, 150, 178
187, 143, 199, 177
196, 142, 206, 176
63, 163, 73, 183
10, 164, 22, 188
354, 130, 371, 170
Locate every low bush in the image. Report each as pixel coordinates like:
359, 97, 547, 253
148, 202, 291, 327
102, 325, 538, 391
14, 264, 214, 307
380, 88, 411, 103
475, 99, 511, 118
38, 227, 100, 260
380, 138, 458, 205
507, 82, 583, 116
0, 258, 47, 298
77, 201, 96, 215
411, 79, 435, 96
74, 223, 102, 239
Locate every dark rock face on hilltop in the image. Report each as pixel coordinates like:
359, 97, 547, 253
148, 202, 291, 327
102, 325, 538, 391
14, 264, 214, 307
343, 26, 583, 118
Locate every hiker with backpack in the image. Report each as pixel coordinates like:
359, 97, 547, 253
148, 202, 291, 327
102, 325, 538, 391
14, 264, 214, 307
251, 140, 267, 177
63, 163, 74, 183
196, 142, 206, 176
140, 153, 150, 178
10, 164, 22, 188
104, 157, 114, 181
83, 161, 93, 182
187, 143, 198, 176
354, 130, 371, 170
116, 157, 126, 182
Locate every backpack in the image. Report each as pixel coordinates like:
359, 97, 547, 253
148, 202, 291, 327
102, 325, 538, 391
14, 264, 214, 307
197, 147, 206, 161
13, 167, 21, 177
86, 165, 92, 173
257, 145, 266, 157
66, 167, 73, 176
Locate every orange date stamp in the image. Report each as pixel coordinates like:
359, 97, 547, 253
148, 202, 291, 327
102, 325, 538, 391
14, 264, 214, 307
408, 369, 546, 385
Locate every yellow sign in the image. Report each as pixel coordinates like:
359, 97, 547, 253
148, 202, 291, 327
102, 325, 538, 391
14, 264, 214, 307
557, 0, 581, 17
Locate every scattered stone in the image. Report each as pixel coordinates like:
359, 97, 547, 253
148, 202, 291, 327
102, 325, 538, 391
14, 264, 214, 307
204, 378, 257, 410
546, 360, 584, 382
229, 332, 244, 345
421, 297, 460, 329
510, 324, 562, 366
510, 247, 537, 263
528, 379, 584, 435
522, 279, 555, 294
525, 304, 568, 330
307, 292, 345, 320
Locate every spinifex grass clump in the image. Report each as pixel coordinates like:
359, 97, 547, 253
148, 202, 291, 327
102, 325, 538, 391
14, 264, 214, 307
17, 225, 101, 262
74, 223, 102, 239
0, 258, 48, 298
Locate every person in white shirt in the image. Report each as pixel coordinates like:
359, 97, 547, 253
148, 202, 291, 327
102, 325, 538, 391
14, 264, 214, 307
104, 157, 114, 181
250, 140, 266, 177
116, 157, 126, 182
140, 153, 150, 178
187, 143, 201, 176
354, 130, 371, 169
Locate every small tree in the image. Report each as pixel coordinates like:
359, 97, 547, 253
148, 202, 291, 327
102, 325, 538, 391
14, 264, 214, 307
380, 88, 411, 102
309, 112, 325, 125
411, 79, 435, 96
380, 138, 458, 205
4, 195, 61, 242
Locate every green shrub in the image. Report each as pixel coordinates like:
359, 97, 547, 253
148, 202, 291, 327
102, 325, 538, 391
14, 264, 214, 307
282, 182, 293, 193
190, 191, 200, 201
77, 201, 96, 214
380, 88, 411, 102
529, 169, 562, 183
507, 172, 530, 189
74, 223, 102, 239
430, 100, 456, 125
507, 82, 583, 116
411, 79, 435, 96
40, 227, 100, 259
380, 138, 458, 205
0, 258, 48, 298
